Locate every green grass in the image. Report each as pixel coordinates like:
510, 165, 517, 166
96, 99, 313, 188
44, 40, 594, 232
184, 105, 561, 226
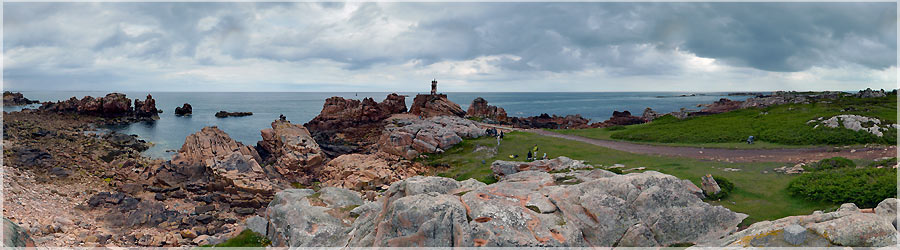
556, 94, 897, 147
203, 229, 271, 247
427, 131, 836, 225
553, 125, 818, 149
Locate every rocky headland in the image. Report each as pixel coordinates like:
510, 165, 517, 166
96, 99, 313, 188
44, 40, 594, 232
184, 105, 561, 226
36, 93, 160, 124
304, 93, 407, 157
3, 91, 39, 106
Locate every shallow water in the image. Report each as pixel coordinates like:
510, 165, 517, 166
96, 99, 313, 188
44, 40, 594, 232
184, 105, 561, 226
4, 91, 753, 158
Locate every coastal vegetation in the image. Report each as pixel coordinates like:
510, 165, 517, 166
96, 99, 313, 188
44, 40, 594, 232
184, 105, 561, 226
787, 157, 897, 208
427, 131, 837, 224
557, 94, 897, 147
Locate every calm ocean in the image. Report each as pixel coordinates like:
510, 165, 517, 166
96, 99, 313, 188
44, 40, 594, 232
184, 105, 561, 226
4, 91, 753, 158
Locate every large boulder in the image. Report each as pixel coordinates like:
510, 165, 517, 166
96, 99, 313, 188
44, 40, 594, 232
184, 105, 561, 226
133, 94, 159, 118
207, 152, 278, 194
320, 153, 425, 192
3, 218, 35, 247
265, 170, 747, 247
305, 94, 408, 157
265, 188, 364, 247
3, 91, 38, 106
379, 116, 486, 159
171, 126, 261, 168
174, 103, 192, 116
700, 174, 721, 196
703, 198, 898, 247
491, 156, 593, 180
409, 94, 465, 118
465, 97, 508, 123
857, 88, 887, 98
256, 120, 326, 181
641, 108, 663, 121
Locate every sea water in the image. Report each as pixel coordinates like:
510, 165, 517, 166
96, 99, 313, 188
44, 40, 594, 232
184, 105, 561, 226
3, 91, 754, 158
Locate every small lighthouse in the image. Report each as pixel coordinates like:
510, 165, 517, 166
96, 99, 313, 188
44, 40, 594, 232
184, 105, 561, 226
431, 78, 438, 95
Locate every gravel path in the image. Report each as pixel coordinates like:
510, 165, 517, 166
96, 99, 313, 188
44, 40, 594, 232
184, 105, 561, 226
478, 122, 896, 163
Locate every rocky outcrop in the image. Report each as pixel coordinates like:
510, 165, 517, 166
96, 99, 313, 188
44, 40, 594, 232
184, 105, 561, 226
465, 97, 508, 123
808, 115, 897, 137
379, 116, 486, 159
171, 126, 261, 168
641, 108, 663, 121
857, 88, 887, 98
40, 93, 132, 117
215, 111, 252, 118
305, 94, 408, 157
409, 94, 465, 118
491, 156, 592, 180
265, 188, 364, 247
697, 98, 743, 115
591, 110, 646, 128
133, 94, 159, 118
175, 103, 192, 116
3, 91, 38, 106
703, 198, 898, 247
207, 152, 278, 194
256, 119, 326, 182
320, 153, 425, 193
264, 170, 747, 247
3, 218, 35, 247
510, 113, 591, 129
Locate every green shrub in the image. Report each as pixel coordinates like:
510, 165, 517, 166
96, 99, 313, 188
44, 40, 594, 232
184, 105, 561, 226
868, 157, 898, 168
787, 167, 897, 208
705, 176, 734, 200
806, 157, 855, 172
606, 167, 624, 174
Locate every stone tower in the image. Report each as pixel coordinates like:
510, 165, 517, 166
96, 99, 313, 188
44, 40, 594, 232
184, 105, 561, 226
431, 79, 437, 95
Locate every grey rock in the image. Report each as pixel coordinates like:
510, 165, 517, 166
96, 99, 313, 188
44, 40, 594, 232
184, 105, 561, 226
837, 203, 860, 213
618, 223, 659, 247
491, 156, 594, 180
700, 174, 721, 196
705, 199, 898, 247
245, 216, 268, 236
3, 218, 34, 247
783, 224, 807, 245
265, 188, 362, 247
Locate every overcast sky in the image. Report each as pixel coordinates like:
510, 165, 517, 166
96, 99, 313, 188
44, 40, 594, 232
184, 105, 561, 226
3, 2, 897, 92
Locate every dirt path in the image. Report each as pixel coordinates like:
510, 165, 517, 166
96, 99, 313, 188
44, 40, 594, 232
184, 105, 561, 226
478, 123, 896, 163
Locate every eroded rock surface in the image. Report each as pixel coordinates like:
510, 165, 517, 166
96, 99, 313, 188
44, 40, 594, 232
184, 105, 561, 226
379, 116, 486, 159
809, 115, 897, 137
256, 119, 326, 181
510, 113, 591, 129
491, 156, 592, 180
466, 97, 509, 123
702, 198, 898, 247
320, 153, 425, 193
3, 91, 39, 106
264, 170, 747, 247
305, 94, 408, 157
409, 94, 465, 118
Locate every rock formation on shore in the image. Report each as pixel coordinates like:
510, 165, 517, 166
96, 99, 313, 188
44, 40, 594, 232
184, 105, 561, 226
261, 169, 746, 247
304, 93, 407, 157
319, 153, 425, 196
696, 98, 743, 115
379, 116, 486, 159
641, 107, 663, 121
591, 110, 646, 128
256, 119, 326, 183
510, 113, 591, 129
701, 198, 898, 247
174, 103, 192, 116
37, 93, 158, 122
3, 91, 39, 106
409, 94, 465, 118
466, 97, 508, 123
214, 111, 252, 118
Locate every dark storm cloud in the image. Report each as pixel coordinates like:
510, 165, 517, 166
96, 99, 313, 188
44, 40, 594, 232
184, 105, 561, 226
2, 2, 896, 91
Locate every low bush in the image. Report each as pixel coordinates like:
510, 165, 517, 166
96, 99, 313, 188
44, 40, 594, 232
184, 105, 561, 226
787, 167, 896, 208
868, 157, 898, 168
805, 157, 855, 172
605, 125, 626, 131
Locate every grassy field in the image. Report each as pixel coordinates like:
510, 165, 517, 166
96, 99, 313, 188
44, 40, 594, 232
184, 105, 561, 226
555, 94, 897, 147
427, 131, 838, 225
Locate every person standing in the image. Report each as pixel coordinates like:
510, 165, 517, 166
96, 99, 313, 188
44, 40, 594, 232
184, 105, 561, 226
527, 151, 533, 161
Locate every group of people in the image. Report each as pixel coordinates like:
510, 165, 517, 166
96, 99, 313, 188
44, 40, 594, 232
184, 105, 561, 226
527, 144, 546, 161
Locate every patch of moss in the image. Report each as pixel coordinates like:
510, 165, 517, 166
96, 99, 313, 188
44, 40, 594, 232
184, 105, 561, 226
202, 229, 270, 247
